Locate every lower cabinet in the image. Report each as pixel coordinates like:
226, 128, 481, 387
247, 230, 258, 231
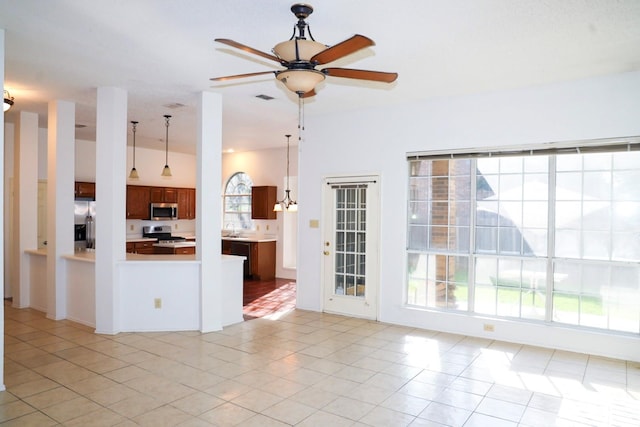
127, 242, 195, 255
154, 246, 196, 255
222, 240, 276, 280
126, 241, 155, 254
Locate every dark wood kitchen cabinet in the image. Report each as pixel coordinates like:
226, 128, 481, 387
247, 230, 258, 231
126, 241, 155, 254
126, 185, 150, 219
150, 187, 178, 203
177, 188, 196, 219
251, 186, 277, 220
251, 241, 276, 280
222, 239, 276, 280
75, 181, 95, 199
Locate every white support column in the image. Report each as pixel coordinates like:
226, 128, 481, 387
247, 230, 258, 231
94, 87, 127, 334
46, 100, 75, 320
13, 111, 39, 308
197, 91, 223, 332
1, 27, 7, 391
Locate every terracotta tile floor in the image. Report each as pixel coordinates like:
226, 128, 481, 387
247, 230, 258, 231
242, 278, 296, 320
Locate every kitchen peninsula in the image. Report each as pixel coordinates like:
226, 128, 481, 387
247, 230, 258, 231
222, 237, 276, 280
24, 248, 246, 330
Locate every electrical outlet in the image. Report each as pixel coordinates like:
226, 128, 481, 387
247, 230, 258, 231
154, 298, 162, 309
256, 225, 260, 231
266, 225, 270, 231
174, 223, 178, 229
130, 224, 134, 231
483, 323, 495, 332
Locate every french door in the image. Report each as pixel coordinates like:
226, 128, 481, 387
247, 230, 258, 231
322, 176, 380, 319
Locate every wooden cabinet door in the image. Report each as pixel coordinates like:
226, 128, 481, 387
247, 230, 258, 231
75, 181, 96, 199
150, 187, 179, 204
177, 188, 196, 219
188, 188, 196, 219
149, 187, 163, 203
251, 241, 276, 280
251, 186, 277, 220
164, 188, 178, 203
175, 246, 195, 255
126, 186, 150, 219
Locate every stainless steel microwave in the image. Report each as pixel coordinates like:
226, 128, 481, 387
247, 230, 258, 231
150, 203, 178, 220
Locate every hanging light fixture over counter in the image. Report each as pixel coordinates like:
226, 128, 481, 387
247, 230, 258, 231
274, 134, 298, 212
161, 114, 172, 177
128, 120, 139, 180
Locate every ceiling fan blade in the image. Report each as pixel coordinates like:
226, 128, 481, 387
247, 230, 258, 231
215, 38, 283, 64
210, 71, 276, 82
322, 67, 398, 83
310, 34, 374, 65
300, 89, 316, 98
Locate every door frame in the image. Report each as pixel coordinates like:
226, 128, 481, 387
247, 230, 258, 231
321, 174, 381, 320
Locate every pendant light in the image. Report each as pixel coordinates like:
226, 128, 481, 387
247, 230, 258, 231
128, 121, 140, 180
3, 90, 14, 112
273, 134, 297, 212
161, 114, 172, 177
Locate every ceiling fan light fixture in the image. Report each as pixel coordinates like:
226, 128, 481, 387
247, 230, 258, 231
273, 39, 326, 62
277, 69, 324, 94
3, 90, 14, 112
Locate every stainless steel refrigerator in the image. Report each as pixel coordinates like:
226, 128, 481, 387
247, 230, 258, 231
74, 200, 96, 250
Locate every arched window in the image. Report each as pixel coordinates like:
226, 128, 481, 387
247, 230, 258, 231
223, 172, 254, 231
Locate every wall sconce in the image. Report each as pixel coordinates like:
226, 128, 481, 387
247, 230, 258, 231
3, 90, 14, 112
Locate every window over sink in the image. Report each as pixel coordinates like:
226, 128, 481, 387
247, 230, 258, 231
223, 172, 254, 232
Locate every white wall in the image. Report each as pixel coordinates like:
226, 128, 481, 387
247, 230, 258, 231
222, 147, 298, 280
75, 139, 197, 188
298, 70, 640, 362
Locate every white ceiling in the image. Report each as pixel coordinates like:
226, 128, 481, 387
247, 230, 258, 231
2, 0, 640, 154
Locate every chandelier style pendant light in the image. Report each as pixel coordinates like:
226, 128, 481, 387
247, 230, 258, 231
3, 90, 14, 112
128, 121, 140, 180
161, 114, 172, 177
274, 134, 298, 212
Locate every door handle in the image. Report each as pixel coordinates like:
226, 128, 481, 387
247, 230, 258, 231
323, 251, 330, 256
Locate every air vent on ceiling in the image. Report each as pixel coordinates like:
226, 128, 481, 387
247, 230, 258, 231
255, 94, 274, 101
163, 102, 186, 109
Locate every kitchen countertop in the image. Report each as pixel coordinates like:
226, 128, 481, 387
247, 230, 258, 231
41, 249, 244, 263
126, 237, 158, 243
221, 237, 277, 243
153, 241, 197, 249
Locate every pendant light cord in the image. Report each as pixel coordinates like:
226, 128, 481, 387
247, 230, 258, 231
131, 121, 138, 167
164, 114, 171, 166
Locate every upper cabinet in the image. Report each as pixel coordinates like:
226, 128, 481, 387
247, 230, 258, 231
75, 181, 96, 200
126, 185, 150, 219
251, 186, 277, 220
150, 187, 178, 203
177, 188, 196, 219
127, 185, 195, 220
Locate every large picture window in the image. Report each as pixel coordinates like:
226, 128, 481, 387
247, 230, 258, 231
407, 140, 640, 334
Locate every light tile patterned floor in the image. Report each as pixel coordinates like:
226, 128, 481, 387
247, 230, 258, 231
2, 300, 639, 426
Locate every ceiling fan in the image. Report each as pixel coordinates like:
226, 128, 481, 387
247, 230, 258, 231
210, 3, 398, 98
